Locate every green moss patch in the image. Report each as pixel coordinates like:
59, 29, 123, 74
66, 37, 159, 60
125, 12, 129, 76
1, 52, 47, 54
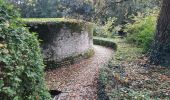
22, 18, 93, 34
22, 18, 94, 44
45, 48, 95, 70
93, 37, 117, 50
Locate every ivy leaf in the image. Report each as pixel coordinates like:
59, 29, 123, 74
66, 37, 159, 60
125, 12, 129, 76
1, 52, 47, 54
0, 43, 5, 48
13, 96, 19, 100
14, 77, 21, 82
0, 79, 4, 88
3, 87, 16, 96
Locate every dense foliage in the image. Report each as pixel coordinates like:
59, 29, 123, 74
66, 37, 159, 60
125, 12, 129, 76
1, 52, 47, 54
7, 0, 94, 20
93, 17, 116, 38
125, 14, 157, 52
0, 0, 51, 99
8, 0, 160, 24
94, 0, 160, 24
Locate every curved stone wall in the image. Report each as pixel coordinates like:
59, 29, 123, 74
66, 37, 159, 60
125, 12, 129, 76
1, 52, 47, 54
23, 18, 94, 68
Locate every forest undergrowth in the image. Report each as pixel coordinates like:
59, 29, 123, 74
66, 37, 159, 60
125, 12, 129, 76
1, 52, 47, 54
99, 37, 170, 100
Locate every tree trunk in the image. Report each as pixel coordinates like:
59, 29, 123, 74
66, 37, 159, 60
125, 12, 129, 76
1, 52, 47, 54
150, 0, 170, 66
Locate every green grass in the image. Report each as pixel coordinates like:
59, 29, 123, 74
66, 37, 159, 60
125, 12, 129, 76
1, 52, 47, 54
113, 38, 143, 62
21, 18, 91, 24
22, 18, 65, 22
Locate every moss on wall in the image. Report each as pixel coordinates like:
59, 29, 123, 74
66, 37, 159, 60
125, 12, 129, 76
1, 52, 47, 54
22, 18, 94, 44
22, 18, 93, 34
45, 48, 95, 70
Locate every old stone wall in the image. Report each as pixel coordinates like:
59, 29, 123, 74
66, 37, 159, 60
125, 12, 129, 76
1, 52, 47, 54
41, 28, 93, 62
24, 19, 94, 68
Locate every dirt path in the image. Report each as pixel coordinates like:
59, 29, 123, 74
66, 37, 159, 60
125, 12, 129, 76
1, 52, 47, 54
45, 45, 114, 100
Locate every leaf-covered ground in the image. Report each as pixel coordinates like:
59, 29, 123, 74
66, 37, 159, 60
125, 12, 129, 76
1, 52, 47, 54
100, 37, 170, 100
45, 45, 114, 100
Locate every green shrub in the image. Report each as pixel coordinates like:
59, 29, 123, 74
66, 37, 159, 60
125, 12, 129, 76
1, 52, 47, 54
0, 1, 51, 99
93, 17, 116, 38
93, 25, 106, 37
93, 37, 117, 50
125, 15, 157, 52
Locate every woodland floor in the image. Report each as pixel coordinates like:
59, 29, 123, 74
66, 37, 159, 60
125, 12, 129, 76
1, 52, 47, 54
45, 45, 114, 100
100, 37, 170, 100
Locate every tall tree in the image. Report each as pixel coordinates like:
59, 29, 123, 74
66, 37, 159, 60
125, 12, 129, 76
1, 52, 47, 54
150, 0, 170, 66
